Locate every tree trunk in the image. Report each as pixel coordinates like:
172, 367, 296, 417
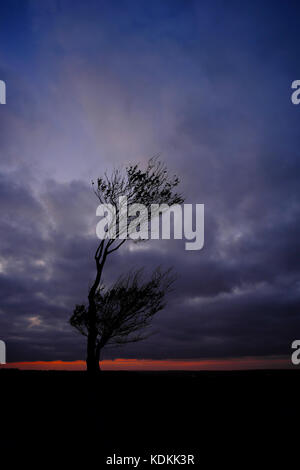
86, 242, 106, 375
96, 343, 102, 370
86, 300, 100, 375
86, 333, 100, 375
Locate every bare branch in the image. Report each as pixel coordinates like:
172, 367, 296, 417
107, 239, 126, 254
70, 268, 175, 349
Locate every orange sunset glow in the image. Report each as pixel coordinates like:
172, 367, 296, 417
0, 356, 291, 371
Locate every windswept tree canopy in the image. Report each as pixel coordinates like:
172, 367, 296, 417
93, 157, 184, 244
93, 157, 183, 210
70, 268, 175, 348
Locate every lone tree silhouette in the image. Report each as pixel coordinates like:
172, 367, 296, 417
70, 268, 175, 368
70, 158, 183, 375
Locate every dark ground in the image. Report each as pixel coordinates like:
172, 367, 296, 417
0, 369, 299, 466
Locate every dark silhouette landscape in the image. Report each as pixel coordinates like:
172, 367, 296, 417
1, 2, 300, 467
1, 368, 299, 466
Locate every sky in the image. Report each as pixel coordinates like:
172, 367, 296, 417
0, 0, 300, 368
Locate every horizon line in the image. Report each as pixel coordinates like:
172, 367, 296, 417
0, 355, 293, 371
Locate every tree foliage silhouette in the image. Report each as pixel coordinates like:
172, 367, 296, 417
70, 158, 183, 374
70, 268, 175, 367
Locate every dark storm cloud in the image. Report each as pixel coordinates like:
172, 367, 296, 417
1, 0, 300, 361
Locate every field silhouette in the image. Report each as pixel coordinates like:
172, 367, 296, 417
0, 369, 298, 466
